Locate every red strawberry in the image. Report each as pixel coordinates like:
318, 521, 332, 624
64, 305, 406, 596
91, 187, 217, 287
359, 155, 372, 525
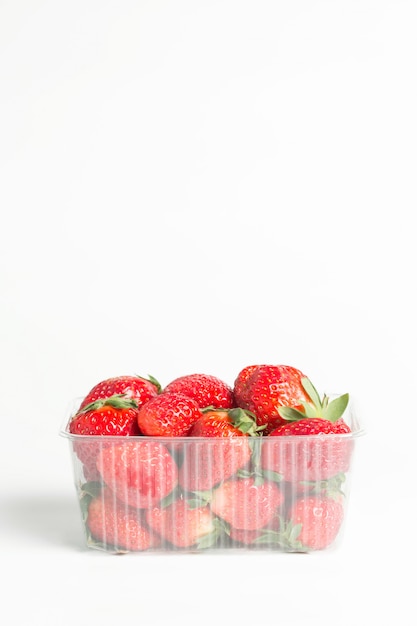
261, 421, 352, 482
261, 378, 352, 481
286, 496, 344, 550
96, 439, 179, 509
179, 408, 261, 491
189, 407, 262, 437
145, 500, 217, 548
233, 364, 262, 407
79, 374, 160, 410
229, 527, 263, 545
234, 364, 311, 433
229, 515, 281, 546
70, 395, 141, 436
210, 477, 284, 530
163, 373, 234, 409
87, 490, 153, 552
74, 444, 102, 482
69, 395, 141, 481
137, 392, 203, 437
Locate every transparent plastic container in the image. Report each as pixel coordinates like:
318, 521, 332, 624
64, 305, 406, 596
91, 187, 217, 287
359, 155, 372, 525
60, 399, 364, 554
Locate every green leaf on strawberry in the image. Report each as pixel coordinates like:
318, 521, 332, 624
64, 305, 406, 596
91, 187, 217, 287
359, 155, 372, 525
236, 468, 253, 479
159, 485, 183, 509
278, 378, 349, 423
79, 394, 139, 413
261, 469, 283, 483
298, 472, 346, 500
227, 408, 266, 436
79, 481, 103, 524
80, 481, 103, 499
79, 483, 127, 553
254, 518, 305, 551
187, 489, 213, 509
199, 407, 265, 436
137, 374, 162, 393
196, 518, 231, 549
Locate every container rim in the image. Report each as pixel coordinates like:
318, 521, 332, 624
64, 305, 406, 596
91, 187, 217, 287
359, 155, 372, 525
60, 396, 366, 441
60, 427, 366, 442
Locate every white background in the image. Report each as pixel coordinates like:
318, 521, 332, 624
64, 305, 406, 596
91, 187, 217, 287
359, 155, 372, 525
0, 1, 416, 624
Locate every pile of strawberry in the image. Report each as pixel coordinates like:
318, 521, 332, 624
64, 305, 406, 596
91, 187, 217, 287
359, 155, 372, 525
67, 364, 354, 553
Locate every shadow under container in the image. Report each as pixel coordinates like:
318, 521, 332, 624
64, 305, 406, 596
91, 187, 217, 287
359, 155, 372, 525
60, 403, 364, 554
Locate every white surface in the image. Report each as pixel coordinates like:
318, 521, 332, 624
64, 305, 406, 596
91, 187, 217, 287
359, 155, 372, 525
0, 1, 416, 624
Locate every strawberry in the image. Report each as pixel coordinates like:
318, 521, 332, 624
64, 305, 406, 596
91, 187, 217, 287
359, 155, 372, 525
210, 477, 284, 530
79, 374, 160, 410
233, 364, 311, 433
69, 395, 141, 481
145, 500, 219, 549
282, 472, 347, 503
229, 527, 264, 546
96, 439, 179, 509
87, 490, 153, 552
286, 495, 344, 550
229, 515, 281, 546
163, 373, 234, 409
261, 378, 352, 481
189, 407, 263, 437
233, 364, 262, 408
137, 392, 203, 437
179, 408, 261, 491
70, 395, 141, 436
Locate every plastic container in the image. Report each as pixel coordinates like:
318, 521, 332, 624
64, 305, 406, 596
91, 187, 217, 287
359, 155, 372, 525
60, 399, 363, 554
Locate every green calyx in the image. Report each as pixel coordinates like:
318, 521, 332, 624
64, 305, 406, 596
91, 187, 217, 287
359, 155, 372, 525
278, 377, 349, 424
196, 518, 231, 550
80, 481, 103, 522
228, 407, 266, 437
255, 518, 305, 551
299, 473, 346, 501
187, 490, 213, 509
136, 374, 162, 393
228, 407, 266, 436
237, 439, 283, 486
200, 406, 265, 436
80, 482, 129, 554
80, 394, 139, 413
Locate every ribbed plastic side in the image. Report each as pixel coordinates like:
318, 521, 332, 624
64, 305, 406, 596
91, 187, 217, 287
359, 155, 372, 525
63, 429, 361, 554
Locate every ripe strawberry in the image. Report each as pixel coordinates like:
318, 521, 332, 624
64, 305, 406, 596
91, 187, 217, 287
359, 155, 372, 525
79, 374, 160, 410
163, 373, 234, 409
233, 364, 262, 407
229, 527, 263, 546
234, 364, 311, 433
69, 395, 141, 481
189, 407, 263, 437
229, 516, 280, 546
87, 490, 153, 552
210, 477, 284, 530
137, 392, 203, 437
179, 408, 261, 491
145, 500, 217, 548
261, 378, 352, 481
70, 395, 141, 436
286, 496, 344, 550
261, 421, 352, 483
96, 439, 179, 509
